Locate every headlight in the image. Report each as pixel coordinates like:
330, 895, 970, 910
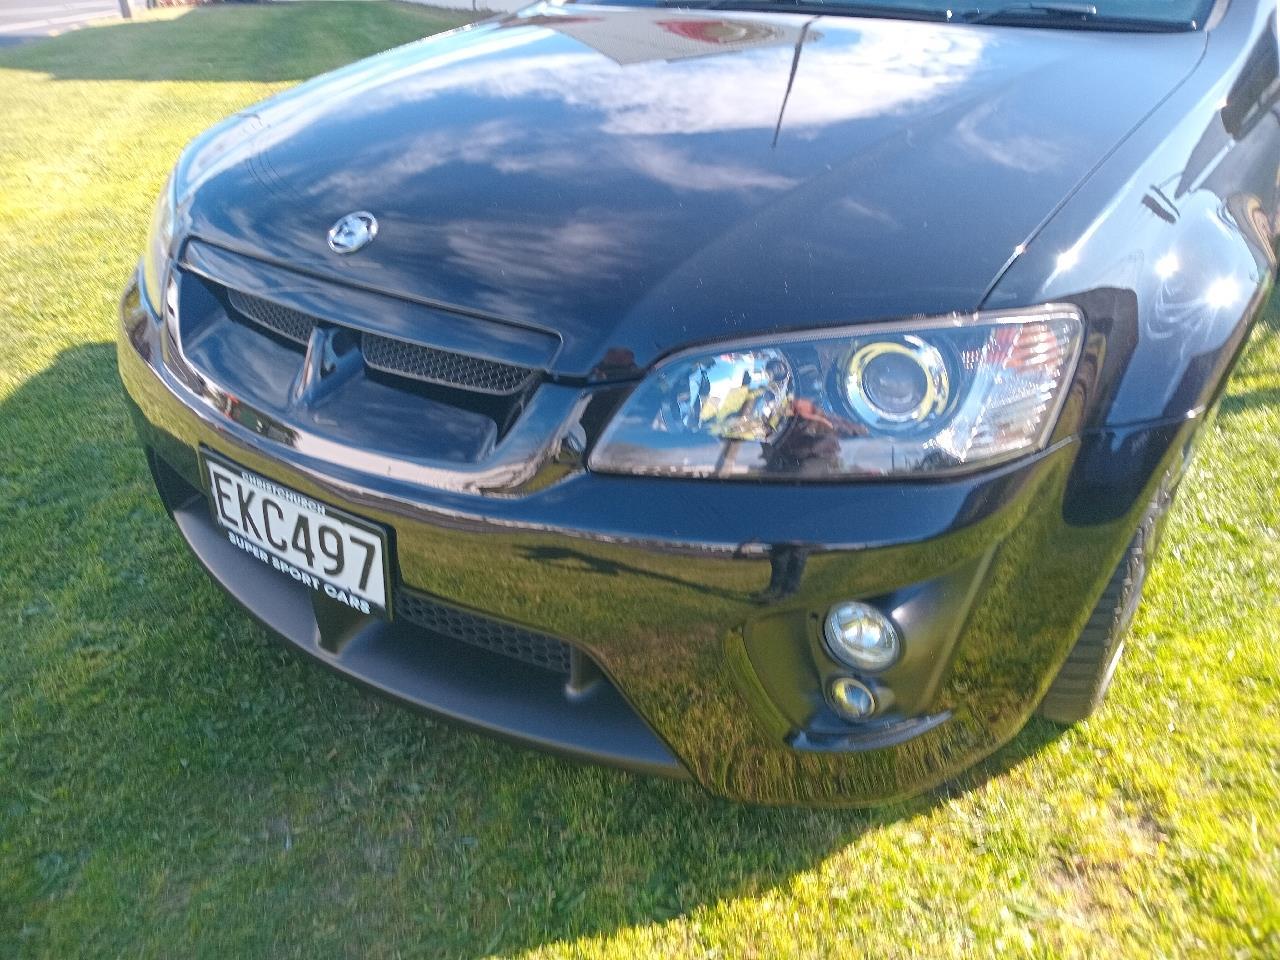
589, 306, 1083, 479
140, 115, 266, 317
141, 173, 176, 317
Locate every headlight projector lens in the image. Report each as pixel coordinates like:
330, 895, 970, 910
845, 337, 949, 429
823, 601, 900, 672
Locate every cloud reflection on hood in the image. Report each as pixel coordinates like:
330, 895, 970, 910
334, 12, 988, 138
237, 6, 989, 173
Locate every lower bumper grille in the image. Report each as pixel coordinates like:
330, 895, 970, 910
394, 589, 573, 675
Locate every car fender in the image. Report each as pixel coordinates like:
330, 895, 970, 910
984, 0, 1280, 431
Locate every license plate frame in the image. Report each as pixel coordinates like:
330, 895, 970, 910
199, 448, 392, 618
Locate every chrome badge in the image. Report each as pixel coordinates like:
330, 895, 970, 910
327, 211, 378, 254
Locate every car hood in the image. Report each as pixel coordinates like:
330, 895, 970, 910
183, 3, 1206, 377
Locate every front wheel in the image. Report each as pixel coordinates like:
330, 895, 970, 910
1034, 535, 1146, 721
1037, 507, 1161, 724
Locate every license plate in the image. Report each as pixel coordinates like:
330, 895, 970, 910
201, 450, 390, 617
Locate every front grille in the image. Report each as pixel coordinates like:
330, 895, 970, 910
363, 332, 536, 395
227, 289, 316, 345
224, 287, 537, 396
395, 590, 573, 675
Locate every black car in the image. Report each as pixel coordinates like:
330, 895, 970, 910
118, 0, 1278, 804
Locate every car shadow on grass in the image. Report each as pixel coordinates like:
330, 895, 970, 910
1, 341, 1070, 956
1219, 383, 1280, 418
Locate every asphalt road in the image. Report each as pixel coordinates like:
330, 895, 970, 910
0, 0, 123, 46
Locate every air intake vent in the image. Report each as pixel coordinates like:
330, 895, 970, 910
227, 289, 316, 345
225, 286, 538, 396
395, 590, 573, 674
363, 332, 536, 396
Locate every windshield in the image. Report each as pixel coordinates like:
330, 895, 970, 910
578, 0, 1211, 29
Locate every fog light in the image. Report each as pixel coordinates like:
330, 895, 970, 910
823, 601, 899, 672
828, 676, 877, 721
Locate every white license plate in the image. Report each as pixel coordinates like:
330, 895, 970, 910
201, 450, 390, 617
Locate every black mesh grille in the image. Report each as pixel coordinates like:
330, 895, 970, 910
224, 286, 537, 395
227, 289, 317, 345
362, 332, 536, 396
395, 590, 572, 674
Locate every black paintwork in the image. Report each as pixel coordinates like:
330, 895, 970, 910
176, 4, 1221, 378
118, 0, 1279, 804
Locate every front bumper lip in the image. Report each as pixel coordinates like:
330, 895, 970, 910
163, 480, 687, 779
119, 274, 1189, 805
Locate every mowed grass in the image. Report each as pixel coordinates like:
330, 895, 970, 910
1, 3, 1278, 957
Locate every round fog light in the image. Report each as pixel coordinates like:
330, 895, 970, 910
829, 676, 877, 721
823, 601, 900, 672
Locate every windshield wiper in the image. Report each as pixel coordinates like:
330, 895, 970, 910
661, 0, 954, 22
658, 0, 1194, 29
961, 2, 1196, 30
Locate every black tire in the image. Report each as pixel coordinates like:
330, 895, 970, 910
1037, 523, 1152, 724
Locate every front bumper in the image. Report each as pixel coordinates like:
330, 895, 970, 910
118, 274, 1196, 805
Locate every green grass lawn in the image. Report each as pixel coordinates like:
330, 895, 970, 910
2, 3, 1278, 957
